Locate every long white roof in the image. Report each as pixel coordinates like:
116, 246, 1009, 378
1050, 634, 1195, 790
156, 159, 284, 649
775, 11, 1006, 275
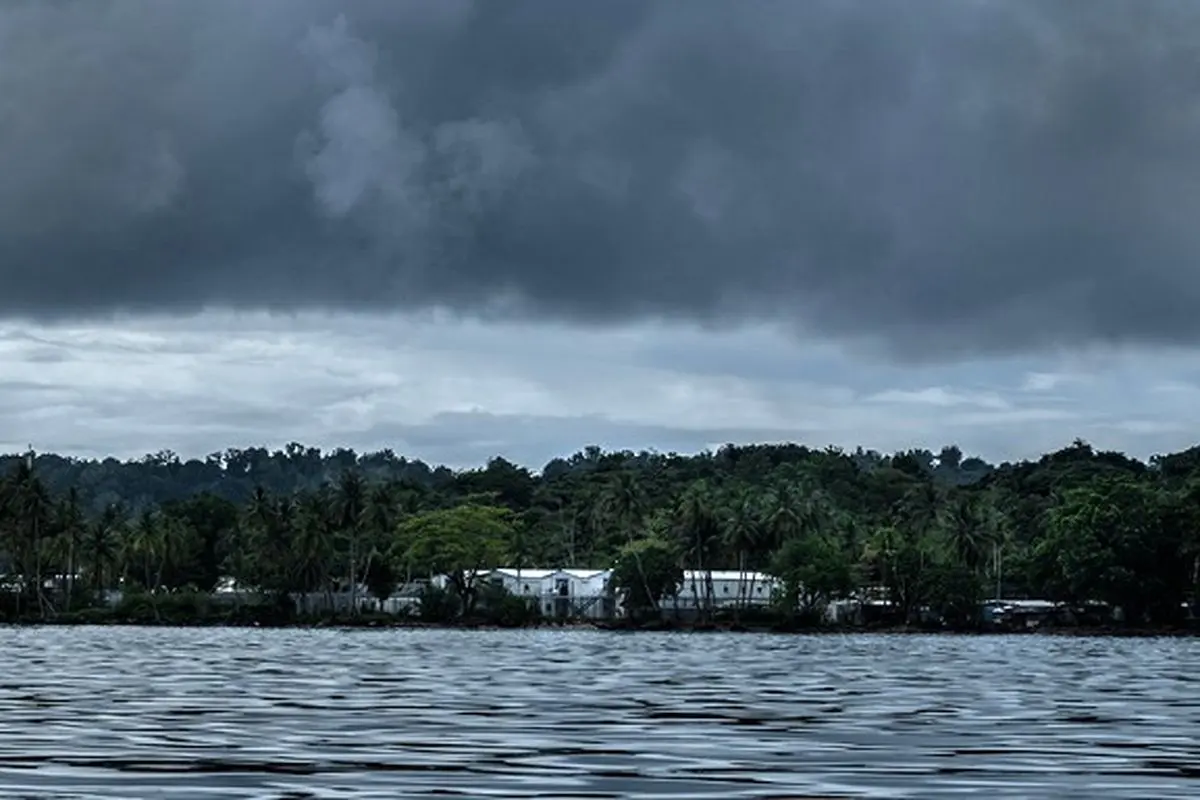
488, 567, 609, 580
485, 568, 776, 583
682, 570, 777, 583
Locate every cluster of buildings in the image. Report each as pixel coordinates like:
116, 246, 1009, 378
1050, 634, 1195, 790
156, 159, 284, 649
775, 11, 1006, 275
489, 567, 780, 619
224, 567, 1068, 625
357, 567, 783, 620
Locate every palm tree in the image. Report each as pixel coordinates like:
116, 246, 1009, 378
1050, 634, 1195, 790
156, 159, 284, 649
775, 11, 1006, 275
241, 488, 293, 601
84, 504, 125, 605
333, 470, 367, 615
942, 492, 989, 573
599, 472, 646, 538
245, 486, 274, 532
0, 470, 17, 612
127, 510, 161, 593
763, 484, 805, 548
124, 509, 188, 620
153, 514, 192, 593
536, 484, 578, 565
897, 483, 941, 547
673, 483, 721, 619
54, 488, 87, 611
722, 491, 762, 613
979, 488, 1014, 599
862, 524, 901, 615
5, 456, 53, 617
360, 483, 397, 608
598, 471, 656, 612
294, 492, 336, 612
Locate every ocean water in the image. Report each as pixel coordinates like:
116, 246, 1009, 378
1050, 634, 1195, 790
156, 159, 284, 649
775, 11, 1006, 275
0, 627, 1196, 798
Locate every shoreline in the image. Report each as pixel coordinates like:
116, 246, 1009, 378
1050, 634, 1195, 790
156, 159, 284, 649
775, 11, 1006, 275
2, 614, 1195, 637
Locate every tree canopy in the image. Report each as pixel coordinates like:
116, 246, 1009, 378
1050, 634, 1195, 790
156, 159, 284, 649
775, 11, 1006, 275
0, 439, 1197, 626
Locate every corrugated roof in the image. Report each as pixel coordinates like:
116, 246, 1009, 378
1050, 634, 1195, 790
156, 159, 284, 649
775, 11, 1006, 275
552, 568, 609, 579
486, 568, 776, 583
488, 568, 557, 580
682, 570, 776, 583
488, 567, 610, 580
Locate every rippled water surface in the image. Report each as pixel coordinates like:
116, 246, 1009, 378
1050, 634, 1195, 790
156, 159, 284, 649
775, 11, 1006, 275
0, 628, 1196, 798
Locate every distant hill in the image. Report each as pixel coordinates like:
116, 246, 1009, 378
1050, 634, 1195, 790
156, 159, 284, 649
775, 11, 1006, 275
5, 438, 1196, 521
0, 441, 1004, 514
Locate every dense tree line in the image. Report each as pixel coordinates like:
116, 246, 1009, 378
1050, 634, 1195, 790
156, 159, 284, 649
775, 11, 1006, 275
0, 440, 1197, 627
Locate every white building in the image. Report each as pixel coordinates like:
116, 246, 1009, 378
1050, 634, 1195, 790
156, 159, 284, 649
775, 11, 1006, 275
402, 567, 784, 620
667, 570, 780, 610
487, 567, 556, 598
486, 567, 616, 620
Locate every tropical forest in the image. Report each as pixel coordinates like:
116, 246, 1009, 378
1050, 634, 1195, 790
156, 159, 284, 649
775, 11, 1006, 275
0, 440, 1197, 631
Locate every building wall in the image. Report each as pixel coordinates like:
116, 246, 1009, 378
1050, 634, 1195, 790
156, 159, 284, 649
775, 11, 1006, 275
487, 568, 614, 619
489, 569, 555, 599
669, 571, 779, 609
483, 568, 783, 618
546, 570, 613, 619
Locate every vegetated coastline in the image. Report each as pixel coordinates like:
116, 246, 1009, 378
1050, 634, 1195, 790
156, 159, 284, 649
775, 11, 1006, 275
5, 591, 1196, 638
7, 608, 1195, 638
1, 438, 1198, 633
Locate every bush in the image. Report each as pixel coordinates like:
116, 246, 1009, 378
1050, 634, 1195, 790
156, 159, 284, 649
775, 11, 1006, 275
69, 607, 115, 624
477, 583, 541, 627
416, 584, 460, 623
113, 591, 215, 623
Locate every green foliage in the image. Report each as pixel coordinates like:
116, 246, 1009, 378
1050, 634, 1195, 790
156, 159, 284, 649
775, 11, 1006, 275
0, 439, 1197, 628
415, 583, 460, 623
610, 537, 683, 616
476, 582, 541, 627
397, 504, 514, 616
363, 557, 398, 602
771, 534, 855, 621
923, 562, 985, 629
113, 590, 213, 623
1038, 476, 1189, 623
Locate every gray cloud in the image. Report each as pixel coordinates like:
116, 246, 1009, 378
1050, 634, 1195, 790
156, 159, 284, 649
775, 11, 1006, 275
6, 313, 1200, 466
2, 0, 1199, 356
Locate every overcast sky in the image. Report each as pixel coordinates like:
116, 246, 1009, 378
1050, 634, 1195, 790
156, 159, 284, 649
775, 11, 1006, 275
3, 1, 1200, 468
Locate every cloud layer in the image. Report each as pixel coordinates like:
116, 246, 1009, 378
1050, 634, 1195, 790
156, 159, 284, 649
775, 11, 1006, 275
3, 1, 1200, 357
4, 313, 1199, 468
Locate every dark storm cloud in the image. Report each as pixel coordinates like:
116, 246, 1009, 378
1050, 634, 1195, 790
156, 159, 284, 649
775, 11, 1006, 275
3, 0, 1200, 354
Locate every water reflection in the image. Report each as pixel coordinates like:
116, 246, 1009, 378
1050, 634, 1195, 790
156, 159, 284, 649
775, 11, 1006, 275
0, 628, 1196, 797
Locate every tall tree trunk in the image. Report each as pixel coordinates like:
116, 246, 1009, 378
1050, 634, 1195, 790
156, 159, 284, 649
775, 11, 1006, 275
34, 517, 50, 620
704, 569, 715, 620
155, 549, 168, 596
736, 550, 750, 623
348, 530, 358, 616
745, 557, 758, 612
94, 561, 107, 607
147, 550, 161, 621
35, 532, 45, 618
362, 548, 376, 609
623, 517, 657, 616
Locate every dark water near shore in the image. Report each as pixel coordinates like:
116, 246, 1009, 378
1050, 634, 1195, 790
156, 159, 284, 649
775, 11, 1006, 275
0, 629, 1196, 798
